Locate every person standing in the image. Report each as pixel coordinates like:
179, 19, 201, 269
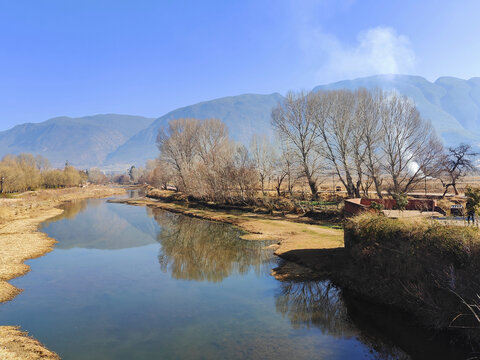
466, 197, 476, 224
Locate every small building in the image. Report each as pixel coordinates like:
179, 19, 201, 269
344, 198, 446, 218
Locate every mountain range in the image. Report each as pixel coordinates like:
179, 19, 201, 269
0, 114, 154, 169
1, 74, 479, 170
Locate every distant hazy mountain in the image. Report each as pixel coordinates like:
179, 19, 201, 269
110, 75, 480, 167
0, 114, 154, 168
313, 75, 480, 148
104, 93, 284, 167
1, 75, 480, 169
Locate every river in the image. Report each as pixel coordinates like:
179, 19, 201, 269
0, 196, 466, 359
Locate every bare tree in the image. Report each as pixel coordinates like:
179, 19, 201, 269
440, 144, 478, 197
271, 91, 323, 199
380, 93, 443, 195
250, 134, 275, 196
88, 168, 108, 184
155, 118, 259, 203
354, 88, 384, 197
145, 159, 174, 190
230, 143, 257, 201
281, 142, 299, 197
312, 90, 361, 198
195, 119, 231, 200
156, 118, 201, 192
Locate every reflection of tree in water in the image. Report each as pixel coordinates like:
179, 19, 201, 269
275, 280, 410, 360
275, 280, 353, 335
154, 210, 274, 282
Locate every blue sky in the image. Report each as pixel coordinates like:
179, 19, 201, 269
0, 0, 479, 131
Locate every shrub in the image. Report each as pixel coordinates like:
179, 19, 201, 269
369, 201, 384, 213
392, 192, 408, 211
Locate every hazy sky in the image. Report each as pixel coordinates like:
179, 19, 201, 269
1, 0, 479, 130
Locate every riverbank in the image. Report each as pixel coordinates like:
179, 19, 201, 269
110, 197, 344, 254
0, 185, 125, 359
109, 190, 345, 283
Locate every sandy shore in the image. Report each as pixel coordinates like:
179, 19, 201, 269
0, 208, 63, 303
0, 326, 60, 360
0, 185, 125, 359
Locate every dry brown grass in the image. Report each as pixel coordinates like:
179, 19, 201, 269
0, 326, 60, 359
0, 207, 62, 302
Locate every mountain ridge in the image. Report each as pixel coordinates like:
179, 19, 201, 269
104, 92, 284, 167
0, 114, 155, 168
1, 75, 480, 169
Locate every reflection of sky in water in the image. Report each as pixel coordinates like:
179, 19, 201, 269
0, 198, 450, 359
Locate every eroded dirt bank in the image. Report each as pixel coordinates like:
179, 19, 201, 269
0, 185, 125, 360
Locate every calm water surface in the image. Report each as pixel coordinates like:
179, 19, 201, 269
0, 197, 465, 359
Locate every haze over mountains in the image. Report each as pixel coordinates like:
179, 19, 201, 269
104, 93, 283, 168
1, 74, 480, 170
0, 114, 154, 169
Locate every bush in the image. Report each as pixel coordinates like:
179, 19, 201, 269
369, 201, 384, 213
392, 192, 408, 211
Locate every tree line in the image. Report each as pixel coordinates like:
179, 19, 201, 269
150, 88, 478, 201
272, 88, 444, 198
155, 118, 258, 202
3, 88, 473, 199
0, 154, 86, 193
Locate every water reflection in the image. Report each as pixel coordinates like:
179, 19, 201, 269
275, 280, 354, 335
41, 199, 159, 250
274, 278, 471, 360
153, 209, 275, 282
29, 197, 469, 359
275, 279, 412, 359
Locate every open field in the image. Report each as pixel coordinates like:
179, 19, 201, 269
0, 185, 125, 360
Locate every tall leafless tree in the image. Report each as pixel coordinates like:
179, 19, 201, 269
271, 91, 323, 199
156, 118, 201, 191
250, 134, 275, 196
380, 93, 443, 195
312, 90, 361, 197
354, 88, 384, 197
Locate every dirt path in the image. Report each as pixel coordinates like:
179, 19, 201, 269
0, 185, 125, 359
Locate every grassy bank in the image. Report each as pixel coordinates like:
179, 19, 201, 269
344, 214, 480, 339
0, 185, 125, 360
